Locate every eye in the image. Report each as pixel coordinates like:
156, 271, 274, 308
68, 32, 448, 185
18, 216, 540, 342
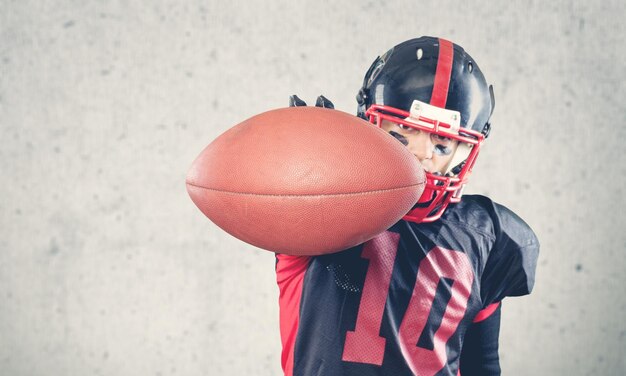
432, 134, 451, 142
397, 123, 413, 131
431, 134, 455, 148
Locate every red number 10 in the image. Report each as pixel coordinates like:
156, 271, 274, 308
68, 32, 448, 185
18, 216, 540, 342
341, 231, 474, 375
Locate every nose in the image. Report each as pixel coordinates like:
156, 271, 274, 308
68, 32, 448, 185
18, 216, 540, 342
409, 132, 434, 163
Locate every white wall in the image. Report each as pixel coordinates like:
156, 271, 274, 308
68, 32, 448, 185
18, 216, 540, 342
1, 1, 624, 375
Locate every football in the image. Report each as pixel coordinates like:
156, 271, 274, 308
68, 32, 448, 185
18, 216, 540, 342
186, 106, 425, 255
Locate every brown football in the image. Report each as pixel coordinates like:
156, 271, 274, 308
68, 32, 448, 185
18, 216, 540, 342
186, 106, 425, 255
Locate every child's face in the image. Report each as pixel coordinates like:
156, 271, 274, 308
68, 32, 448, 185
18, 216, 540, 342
380, 119, 459, 175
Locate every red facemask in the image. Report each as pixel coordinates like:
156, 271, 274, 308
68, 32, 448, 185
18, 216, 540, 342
366, 104, 485, 223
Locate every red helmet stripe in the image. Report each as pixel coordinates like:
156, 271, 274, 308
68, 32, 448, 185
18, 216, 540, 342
430, 38, 454, 108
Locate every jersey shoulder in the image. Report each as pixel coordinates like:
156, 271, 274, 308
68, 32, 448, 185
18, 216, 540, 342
444, 194, 540, 301
441, 194, 538, 248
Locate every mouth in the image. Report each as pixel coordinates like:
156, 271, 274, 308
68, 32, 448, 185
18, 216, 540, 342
416, 158, 434, 174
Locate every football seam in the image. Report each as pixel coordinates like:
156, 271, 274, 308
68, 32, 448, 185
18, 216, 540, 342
186, 181, 425, 197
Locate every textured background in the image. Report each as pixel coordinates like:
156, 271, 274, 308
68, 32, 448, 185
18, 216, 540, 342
1, 0, 625, 375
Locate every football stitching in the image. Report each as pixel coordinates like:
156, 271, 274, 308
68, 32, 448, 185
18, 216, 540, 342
185, 181, 426, 197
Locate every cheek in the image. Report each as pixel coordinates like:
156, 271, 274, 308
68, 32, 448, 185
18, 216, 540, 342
431, 145, 460, 173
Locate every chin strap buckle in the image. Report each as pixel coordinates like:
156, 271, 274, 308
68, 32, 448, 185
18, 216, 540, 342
481, 122, 491, 138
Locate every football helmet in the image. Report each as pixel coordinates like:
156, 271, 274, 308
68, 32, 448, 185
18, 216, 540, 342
357, 36, 495, 223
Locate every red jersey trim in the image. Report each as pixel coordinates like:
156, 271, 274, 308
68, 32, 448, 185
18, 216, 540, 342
472, 301, 501, 323
276, 254, 311, 376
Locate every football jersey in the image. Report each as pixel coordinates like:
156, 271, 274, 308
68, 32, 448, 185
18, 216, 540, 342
275, 195, 539, 376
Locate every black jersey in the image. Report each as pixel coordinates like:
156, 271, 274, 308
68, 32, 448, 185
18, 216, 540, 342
275, 195, 539, 376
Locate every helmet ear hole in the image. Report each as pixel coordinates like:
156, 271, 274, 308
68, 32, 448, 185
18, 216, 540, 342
468, 62, 474, 73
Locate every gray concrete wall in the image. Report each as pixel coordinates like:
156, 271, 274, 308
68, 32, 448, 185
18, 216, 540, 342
1, 0, 624, 375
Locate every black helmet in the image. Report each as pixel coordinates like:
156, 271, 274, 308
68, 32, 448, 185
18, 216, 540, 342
357, 37, 495, 223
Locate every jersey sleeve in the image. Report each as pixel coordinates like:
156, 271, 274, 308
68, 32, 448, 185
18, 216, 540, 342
460, 302, 502, 376
480, 202, 540, 306
275, 254, 311, 375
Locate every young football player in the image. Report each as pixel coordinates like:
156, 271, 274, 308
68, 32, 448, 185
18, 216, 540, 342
277, 36, 539, 376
